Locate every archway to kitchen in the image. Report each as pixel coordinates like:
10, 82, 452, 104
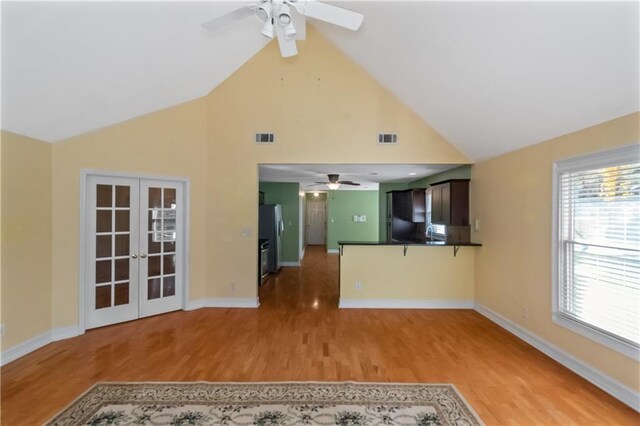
255, 163, 470, 307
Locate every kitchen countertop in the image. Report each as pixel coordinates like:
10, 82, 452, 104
338, 240, 482, 247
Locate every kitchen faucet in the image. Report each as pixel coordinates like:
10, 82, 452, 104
426, 224, 434, 240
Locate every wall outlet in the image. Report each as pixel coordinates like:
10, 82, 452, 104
355, 281, 362, 290
0, 324, 5, 337
230, 282, 236, 292
521, 307, 528, 319
474, 219, 480, 232
240, 228, 252, 237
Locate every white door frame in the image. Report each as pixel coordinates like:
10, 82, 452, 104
78, 169, 190, 335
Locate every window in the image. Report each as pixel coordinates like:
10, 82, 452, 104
553, 144, 640, 359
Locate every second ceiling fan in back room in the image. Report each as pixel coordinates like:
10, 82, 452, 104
311, 174, 361, 190
201, 0, 364, 57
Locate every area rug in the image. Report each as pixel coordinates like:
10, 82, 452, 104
47, 382, 483, 425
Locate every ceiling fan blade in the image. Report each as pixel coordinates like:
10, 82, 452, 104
275, 24, 298, 57
339, 181, 361, 186
201, 5, 255, 33
293, 0, 364, 31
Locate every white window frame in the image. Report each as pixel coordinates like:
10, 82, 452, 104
551, 143, 640, 361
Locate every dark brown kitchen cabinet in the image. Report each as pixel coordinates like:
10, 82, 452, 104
429, 179, 469, 226
390, 189, 425, 222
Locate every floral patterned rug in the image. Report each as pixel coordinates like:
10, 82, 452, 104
47, 382, 483, 425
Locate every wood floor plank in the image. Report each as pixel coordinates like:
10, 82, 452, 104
1, 245, 638, 424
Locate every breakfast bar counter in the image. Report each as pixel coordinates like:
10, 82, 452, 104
336, 240, 482, 309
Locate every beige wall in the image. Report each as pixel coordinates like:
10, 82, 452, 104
205, 28, 468, 298
1, 131, 53, 349
470, 112, 640, 391
51, 98, 209, 329
39, 28, 467, 333
340, 245, 474, 301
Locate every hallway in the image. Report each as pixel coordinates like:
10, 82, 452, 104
1, 247, 637, 424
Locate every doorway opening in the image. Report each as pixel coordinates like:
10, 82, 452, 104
80, 171, 189, 331
305, 191, 327, 247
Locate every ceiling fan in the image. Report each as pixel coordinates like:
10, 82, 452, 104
313, 174, 361, 190
201, 0, 364, 58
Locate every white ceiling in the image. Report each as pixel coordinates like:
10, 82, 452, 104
2, 1, 638, 162
259, 163, 459, 190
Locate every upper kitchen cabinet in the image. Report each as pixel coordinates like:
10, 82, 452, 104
429, 179, 469, 226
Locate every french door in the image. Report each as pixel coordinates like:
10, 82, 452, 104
85, 175, 185, 329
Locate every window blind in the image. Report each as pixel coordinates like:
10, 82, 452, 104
558, 161, 640, 347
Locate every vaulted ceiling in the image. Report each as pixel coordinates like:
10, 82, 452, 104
2, 1, 638, 161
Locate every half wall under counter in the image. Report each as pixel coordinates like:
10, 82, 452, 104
337, 241, 482, 309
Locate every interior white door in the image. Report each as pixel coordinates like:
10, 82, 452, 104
306, 200, 326, 245
86, 176, 140, 329
85, 175, 185, 329
139, 180, 184, 318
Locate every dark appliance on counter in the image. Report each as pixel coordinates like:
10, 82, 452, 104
258, 239, 269, 285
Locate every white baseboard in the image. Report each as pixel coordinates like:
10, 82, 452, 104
1, 325, 81, 367
474, 303, 640, 412
327, 249, 339, 254
280, 261, 300, 267
187, 297, 260, 310
51, 325, 81, 341
339, 299, 474, 309
1, 297, 260, 365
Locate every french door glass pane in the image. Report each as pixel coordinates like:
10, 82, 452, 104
114, 258, 129, 281
148, 255, 161, 276
96, 285, 111, 309
115, 210, 130, 232
115, 186, 130, 207
163, 276, 176, 297
96, 235, 111, 258
96, 260, 111, 283
145, 186, 178, 301
97, 185, 112, 207
114, 283, 130, 306
148, 188, 162, 208
164, 188, 176, 208
115, 235, 130, 256
96, 210, 111, 232
148, 278, 161, 300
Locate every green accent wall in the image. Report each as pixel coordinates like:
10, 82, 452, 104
378, 165, 472, 241
327, 190, 379, 250
259, 182, 300, 263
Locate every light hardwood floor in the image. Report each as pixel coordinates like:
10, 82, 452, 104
2, 245, 638, 424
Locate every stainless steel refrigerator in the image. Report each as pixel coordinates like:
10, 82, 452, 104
259, 204, 284, 273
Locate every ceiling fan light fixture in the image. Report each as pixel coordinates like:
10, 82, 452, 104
277, 3, 292, 25
256, 3, 272, 22
327, 182, 340, 190
261, 19, 275, 38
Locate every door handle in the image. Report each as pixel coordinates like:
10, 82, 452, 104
131, 254, 137, 259
140, 254, 147, 258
